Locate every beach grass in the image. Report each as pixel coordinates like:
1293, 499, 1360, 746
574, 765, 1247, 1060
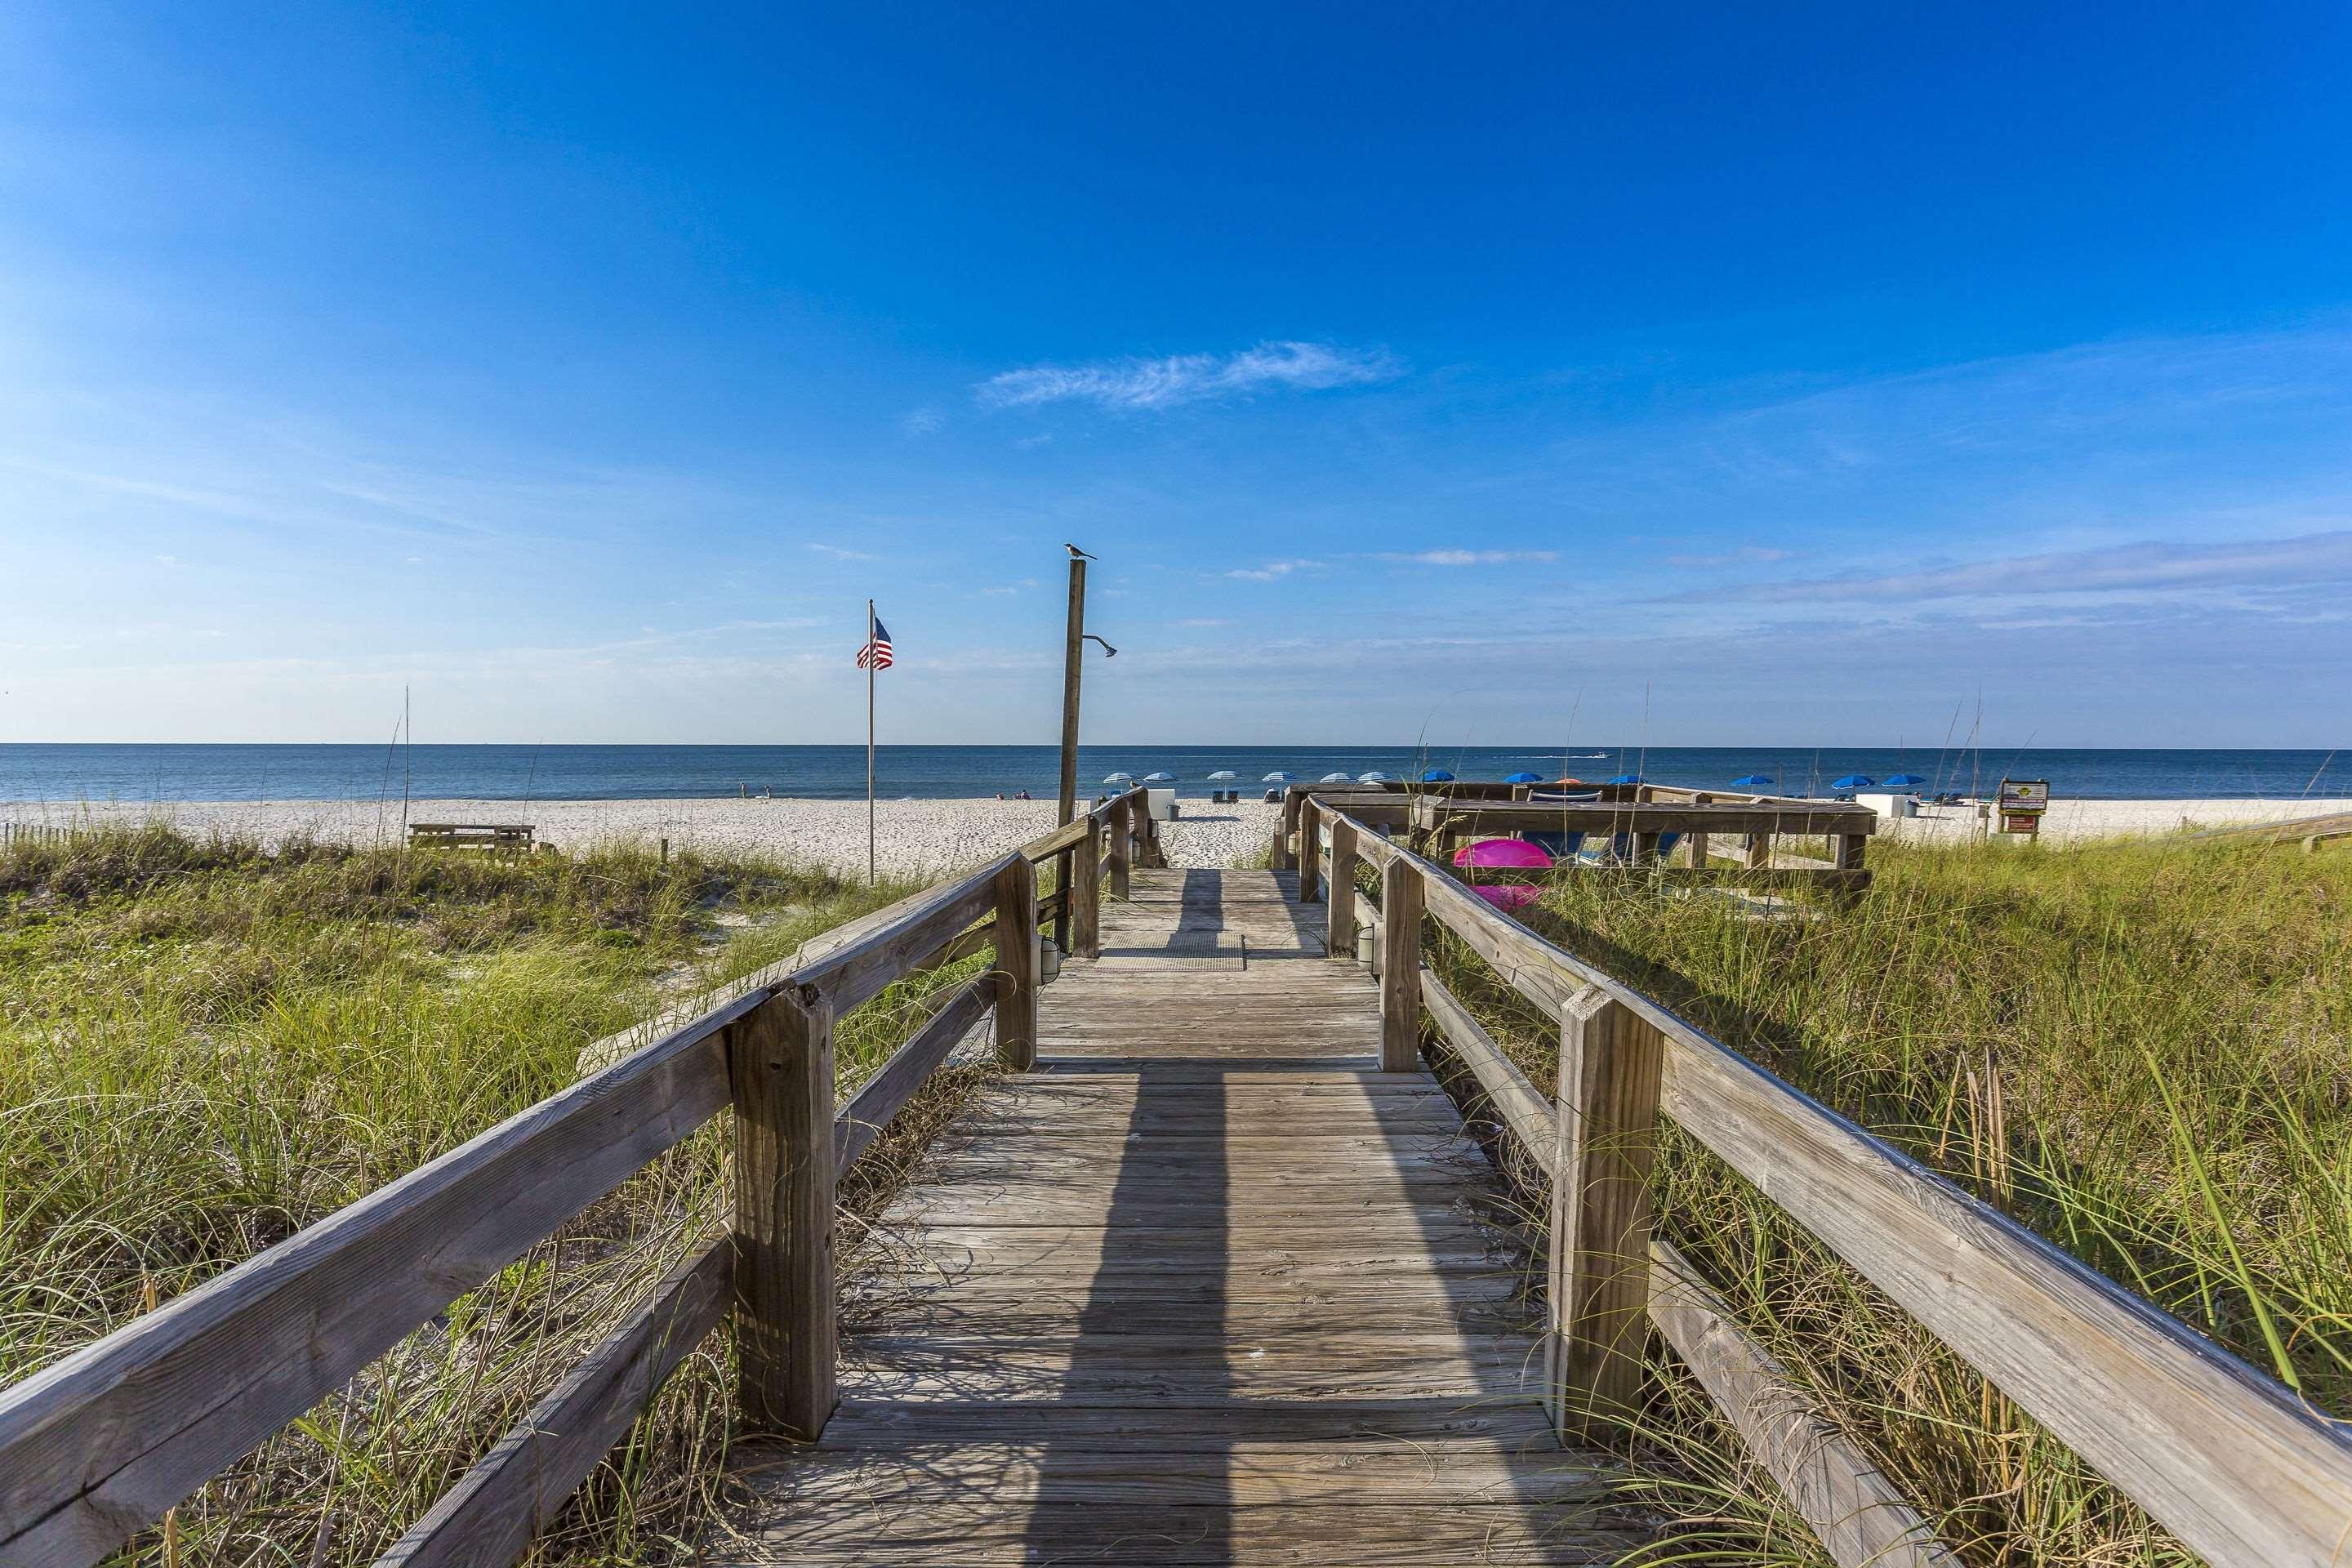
0, 824, 989, 1566
1423, 833, 2352, 1565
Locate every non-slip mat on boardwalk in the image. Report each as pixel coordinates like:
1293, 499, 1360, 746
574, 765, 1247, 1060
716, 869, 1650, 1564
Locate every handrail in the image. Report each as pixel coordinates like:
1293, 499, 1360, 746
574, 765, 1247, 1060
0, 804, 1113, 1568
1317, 804, 2352, 1568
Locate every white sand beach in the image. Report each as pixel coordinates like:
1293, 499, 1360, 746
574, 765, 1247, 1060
12, 793, 2349, 872
1879, 796, 2352, 845
12, 796, 1286, 880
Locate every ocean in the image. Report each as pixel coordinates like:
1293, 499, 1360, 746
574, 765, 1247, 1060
0, 743, 2341, 804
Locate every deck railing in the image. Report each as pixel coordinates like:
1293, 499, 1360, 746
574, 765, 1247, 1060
0, 795, 1156, 1568
1309, 799, 2352, 1568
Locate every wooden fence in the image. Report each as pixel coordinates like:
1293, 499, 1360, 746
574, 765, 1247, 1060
1310, 799, 2352, 1568
2, 822, 99, 849
1273, 780, 1879, 904
0, 793, 1160, 1568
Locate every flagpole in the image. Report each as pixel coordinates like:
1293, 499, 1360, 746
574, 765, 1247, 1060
866, 597, 876, 886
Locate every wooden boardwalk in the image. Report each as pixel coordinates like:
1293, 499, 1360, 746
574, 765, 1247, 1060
718, 868, 1649, 1565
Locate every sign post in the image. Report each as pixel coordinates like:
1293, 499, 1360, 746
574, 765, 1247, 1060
1997, 777, 2050, 837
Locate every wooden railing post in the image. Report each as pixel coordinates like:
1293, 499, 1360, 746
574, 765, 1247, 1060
1547, 987, 1664, 1441
1326, 817, 1356, 962
1379, 859, 1423, 1071
1071, 813, 1102, 959
1051, 847, 1071, 958
1686, 792, 1711, 868
729, 988, 836, 1440
1745, 831, 1771, 871
993, 854, 1040, 1070
1108, 795, 1133, 900
1273, 789, 1299, 871
1298, 799, 1323, 902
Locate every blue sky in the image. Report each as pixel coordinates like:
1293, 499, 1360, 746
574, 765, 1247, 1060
4, 2, 2350, 747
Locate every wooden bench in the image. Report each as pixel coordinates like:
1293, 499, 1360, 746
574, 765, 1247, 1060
407, 822, 537, 854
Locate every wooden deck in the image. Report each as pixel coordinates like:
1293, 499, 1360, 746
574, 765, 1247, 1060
716, 867, 1650, 1565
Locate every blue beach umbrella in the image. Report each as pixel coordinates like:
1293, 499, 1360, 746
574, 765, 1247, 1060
1504, 771, 1542, 783
1102, 772, 1133, 786
1730, 773, 1773, 788
1883, 773, 1926, 789
1420, 768, 1455, 782
1832, 774, 1875, 790
1263, 771, 1294, 783
1358, 771, 1390, 783
1607, 773, 1642, 785
1319, 772, 1352, 783
1206, 770, 1237, 781
1143, 771, 1175, 782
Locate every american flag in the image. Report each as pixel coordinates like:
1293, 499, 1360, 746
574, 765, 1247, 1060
857, 617, 894, 670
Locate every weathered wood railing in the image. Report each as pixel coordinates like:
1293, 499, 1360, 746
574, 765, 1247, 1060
1275, 780, 1876, 902
0, 795, 1152, 1568
1313, 801, 2352, 1568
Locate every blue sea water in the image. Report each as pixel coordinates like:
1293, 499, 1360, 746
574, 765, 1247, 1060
0, 743, 2341, 803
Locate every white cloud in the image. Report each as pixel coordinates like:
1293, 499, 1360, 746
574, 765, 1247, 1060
1227, 559, 1324, 582
901, 407, 944, 436
1708, 529, 2352, 604
977, 341, 1400, 412
808, 543, 875, 561
1665, 546, 1795, 568
1378, 549, 1561, 567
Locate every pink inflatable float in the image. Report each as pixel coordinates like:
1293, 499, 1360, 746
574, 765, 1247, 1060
1452, 838, 1550, 914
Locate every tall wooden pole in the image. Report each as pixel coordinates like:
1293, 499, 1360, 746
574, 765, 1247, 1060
866, 599, 876, 887
1058, 556, 1086, 826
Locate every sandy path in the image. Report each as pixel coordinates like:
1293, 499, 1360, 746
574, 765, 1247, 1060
7, 796, 1283, 879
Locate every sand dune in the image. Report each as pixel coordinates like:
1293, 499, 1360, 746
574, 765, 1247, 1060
16, 796, 1284, 879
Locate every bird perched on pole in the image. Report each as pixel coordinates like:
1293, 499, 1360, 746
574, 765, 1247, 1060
1066, 543, 1096, 560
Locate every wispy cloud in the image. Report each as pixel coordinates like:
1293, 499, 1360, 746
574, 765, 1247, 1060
1227, 559, 1324, 582
1707, 529, 2352, 604
977, 341, 1400, 412
1666, 545, 1795, 568
901, 407, 944, 436
1378, 549, 1561, 567
808, 543, 875, 561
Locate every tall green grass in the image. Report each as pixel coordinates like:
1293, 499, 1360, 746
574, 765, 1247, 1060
0, 825, 979, 1565
1428, 835, 2352, 1566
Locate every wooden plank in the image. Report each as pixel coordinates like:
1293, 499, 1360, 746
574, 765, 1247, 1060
1411, 802, 1878, 837
711, 1502, 1632, 1565
1663, 1031, 2352, 1568
375, 1241, 731, 1568
1546, 991, 1663, 1439
991, 857, 1039, 1071
1414, 860, 1584, 1016
799, 855, 1012, 1016
735, 1441, 1612, 1508
1379, 861, 1423, 1071
1070, 813, 1102, 959
1421, 969, 1561, 1174
1325, 817, 1357, 962
1647, 1237, 1958, 1568
833, 975, 996, 1173
0, 985, 760, 1568
816, 1396, 1560, 1449
1298, 798, 1322, 902
1108, 794, 1132, 898
729, 991, 835, 1439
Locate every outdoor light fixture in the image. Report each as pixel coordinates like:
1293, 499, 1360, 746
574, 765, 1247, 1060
1083, 635, 1118, 657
